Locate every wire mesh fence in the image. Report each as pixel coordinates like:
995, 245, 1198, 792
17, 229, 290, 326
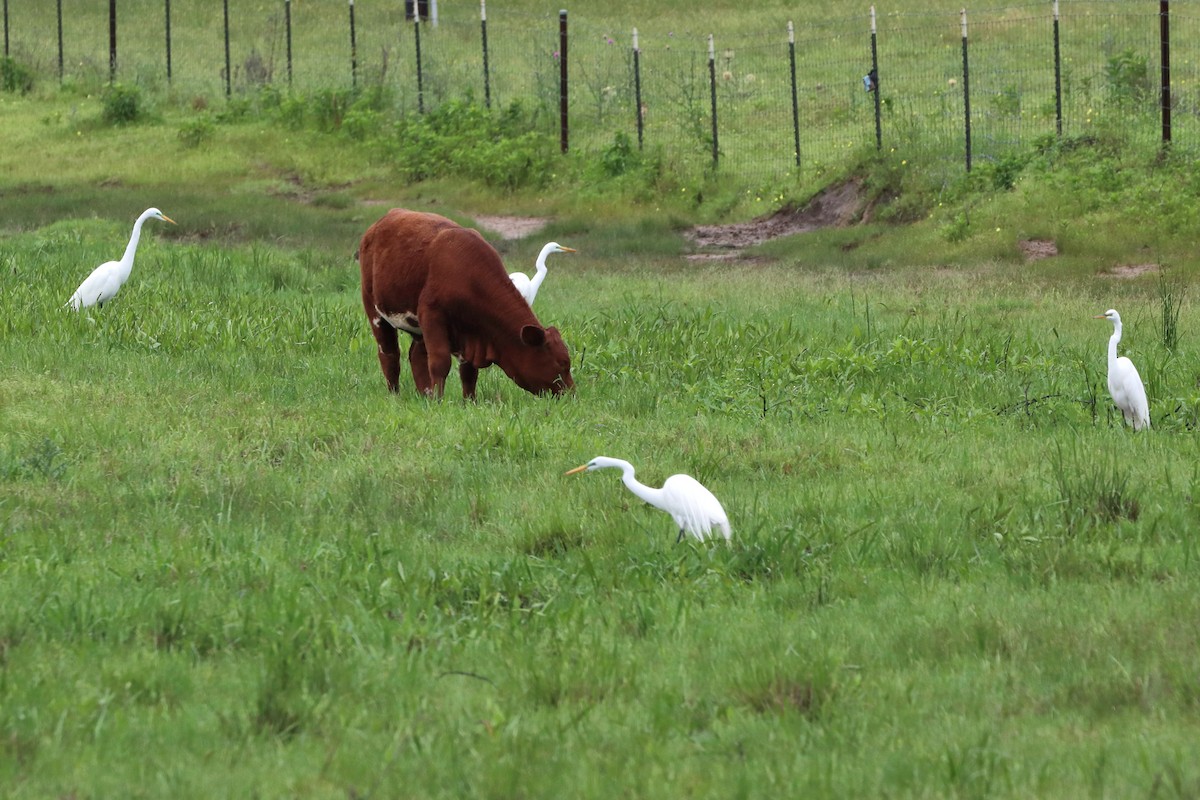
2, 1, 1193, 189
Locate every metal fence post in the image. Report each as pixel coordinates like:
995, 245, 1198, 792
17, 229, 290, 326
285, 0, 293, 86
481, 0, 491, 108
870, 6, 881, 151
1160, 0, 1171, 145
961, 8, 971, 172
708, 34, 719, 168
560, 10, 569, 153
3, 0, 9, 58
788, 21, 800, 167
109, 0, 118, 83
415, 8, 424, 113
349, 0, 357, 89
223, 0, 231, 96
1052, 0, 1062, 136
57, 0, 64, 82
165, 0, 172, 84
633, 27, 644, 150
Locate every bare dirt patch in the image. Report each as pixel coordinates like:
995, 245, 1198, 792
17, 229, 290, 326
686, 179, 866, 250
1019, 239, 1058, 262
474, 215, 551, 240
1105, 263, 1160, 279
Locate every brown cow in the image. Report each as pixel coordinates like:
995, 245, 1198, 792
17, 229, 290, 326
357, 209, 574, 399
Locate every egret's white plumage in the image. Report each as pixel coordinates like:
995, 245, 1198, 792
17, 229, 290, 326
509, 242, 576, 306
1094, 309, 1150, 431
67, 207, 176, 311
565, 456, 732, 542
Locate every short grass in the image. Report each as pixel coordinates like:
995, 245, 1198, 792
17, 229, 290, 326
4, 187, 1200, 797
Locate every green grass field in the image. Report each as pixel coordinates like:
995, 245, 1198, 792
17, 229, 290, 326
5, 4, 1200, 797
5, 183, 1200, 797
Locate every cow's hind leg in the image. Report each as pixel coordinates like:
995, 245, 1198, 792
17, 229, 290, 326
407, 338, 436, 396
370, 318, 403, 392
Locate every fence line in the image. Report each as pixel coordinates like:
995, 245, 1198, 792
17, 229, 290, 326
1, 2, 1194, 189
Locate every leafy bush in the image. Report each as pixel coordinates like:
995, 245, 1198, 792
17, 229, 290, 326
1, 57, 34, 94
101, 83, 144, 125
1104, 48, 1151, 109
277, 94, 307, 129
309, 88, 355, 132
177, 115, 215, 148
341, 87, 393, 141
599, 131, 638, 177
383, 98, 556, 190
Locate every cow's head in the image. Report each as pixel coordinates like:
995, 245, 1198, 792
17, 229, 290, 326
507, 324, 574, 396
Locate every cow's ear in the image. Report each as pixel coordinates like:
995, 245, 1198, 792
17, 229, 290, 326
520, 325, 547, 347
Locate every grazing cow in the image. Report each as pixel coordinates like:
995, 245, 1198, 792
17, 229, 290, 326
357, 209, 574, 399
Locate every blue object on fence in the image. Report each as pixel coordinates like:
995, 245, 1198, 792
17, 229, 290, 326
862, 70, 877, 92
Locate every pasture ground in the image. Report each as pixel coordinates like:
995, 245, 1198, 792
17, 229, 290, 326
3, 84, 1200, 798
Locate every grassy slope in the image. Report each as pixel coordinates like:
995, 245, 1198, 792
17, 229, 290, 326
4, 58, 1200, 800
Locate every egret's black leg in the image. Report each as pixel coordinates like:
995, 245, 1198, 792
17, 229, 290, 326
676, 529, 685, 544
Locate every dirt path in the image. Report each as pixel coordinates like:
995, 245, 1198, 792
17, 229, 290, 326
474, 215, 551, 240
469, 181, 1079, 269
686, 180, 867, 250
471, 179, 869, 254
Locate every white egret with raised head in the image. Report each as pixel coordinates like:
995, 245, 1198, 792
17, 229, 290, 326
509, 242, 576, 306
67, 207, 176, 311
1094, 308, 1150, 431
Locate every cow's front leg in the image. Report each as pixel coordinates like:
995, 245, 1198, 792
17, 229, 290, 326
371, 318, 402, 392
416, 311, 453, 398
459, 362, 480, 400
407, 338, 436, 396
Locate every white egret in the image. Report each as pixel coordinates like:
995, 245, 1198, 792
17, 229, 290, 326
1094, 308, 1150, 431
509, 242, 576, 306
67, 207, 176, 311
565, 456, 732, 542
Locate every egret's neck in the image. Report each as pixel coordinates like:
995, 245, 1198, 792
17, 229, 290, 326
614, 462, 664, 509
1108, 323, 1122, 367
119, 215, 150, 276
530, 252, 550, 290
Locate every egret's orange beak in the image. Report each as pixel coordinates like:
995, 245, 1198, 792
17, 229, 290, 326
564, 464, 589, 476
560, 246, 578, 253
1092, 314, 1107, 319
161, 215, 177, 225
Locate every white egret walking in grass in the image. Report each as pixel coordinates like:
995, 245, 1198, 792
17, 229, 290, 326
565, 456, 732, 542
509, 242, 576, 306
1094, 308, 1150, 431
67, 207, 176, 310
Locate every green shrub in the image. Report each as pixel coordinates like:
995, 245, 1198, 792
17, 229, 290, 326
278, 94, 307, 129
383, 98, 556, 190
0, 56, 34, 94
1104, 48, 1151, 109
101, 83, 144, 125
309, 88, 355, 132
177, 115, 216, 148
599, 131, 638, 177
339, 86, 394, 140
